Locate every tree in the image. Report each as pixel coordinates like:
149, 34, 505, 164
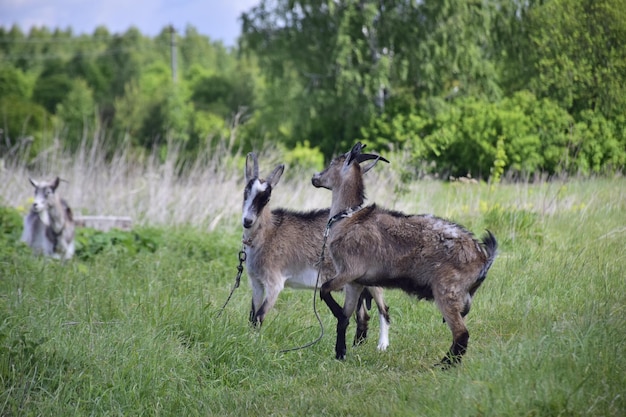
33, 73, 74, 114
95, 27, 150, 123
0, 65, 32, 99
511, 0, 626, 119
242, 0, 502, 158
242, 0, 393, 157
55, 78, 96, 151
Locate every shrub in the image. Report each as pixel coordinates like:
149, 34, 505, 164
359, 91, 623, 180
0, 205, 26, 259
280, 141, 325, 175
74, 227, 160, 261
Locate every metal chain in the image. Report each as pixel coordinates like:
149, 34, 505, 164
217, 222, 336, 353
278, 223, 330, 353
216, 245, 247, 318
279, 208, 361, 352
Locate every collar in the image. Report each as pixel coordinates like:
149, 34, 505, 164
325, 205, 363, 236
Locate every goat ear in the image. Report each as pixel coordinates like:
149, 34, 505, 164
29, 178, 38, 188
51, 177, 60, 190
245, 152, 259, 181
344, 142, 366, 169
267, 164, 284, 188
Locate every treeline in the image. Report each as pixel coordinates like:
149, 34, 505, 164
0, 25, 256, 162
1, 0, 625, 180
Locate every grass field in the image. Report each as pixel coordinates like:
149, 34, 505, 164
1, 144, 625, 416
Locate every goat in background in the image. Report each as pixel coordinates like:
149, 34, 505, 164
242, 152, 391, 350
312, 143, 497, 365
21, 177, 75, 260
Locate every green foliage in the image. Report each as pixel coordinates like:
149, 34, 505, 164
0, 94, 52, 158
185, 110, 229, 155
190, 70, 255, 121
526, 0, 626, 119
363, 90, 626, 180
0, 206, 29, 261
570, 110, 626, 175
1, 1, 626, 177
491, 136, 508, 184
33, 72, 74, 114
242, 0, 391, 157
74, 227, 160, 261
409, 0, 501, 99
0, 64, 32, 98
280, 141, 325, 175
55, 78, 96, 151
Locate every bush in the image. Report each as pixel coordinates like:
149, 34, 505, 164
568, 110, 626, 175
74, 227, 160, 261
360, 91, 626, 180
0, 95, 52, 159
280, 141, 325, 176
0, 206, 26, 259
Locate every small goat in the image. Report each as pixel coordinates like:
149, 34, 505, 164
21, 177, 75, 260
312, 143, 497, 365
242, 152, 390, 350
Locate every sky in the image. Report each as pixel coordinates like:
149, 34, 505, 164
0, 0, 260, 46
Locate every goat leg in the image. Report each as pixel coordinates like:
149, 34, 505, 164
438, 330, 469, 368
320, 283, 349, 360
354, 304, 370, 346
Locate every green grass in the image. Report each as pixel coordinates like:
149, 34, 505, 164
1, 178, 625, 416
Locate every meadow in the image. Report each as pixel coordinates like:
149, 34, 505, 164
0, 142, 625, 416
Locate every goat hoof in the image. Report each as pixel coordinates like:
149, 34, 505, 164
353, 337, 366, 347
335, 353, 346, 361
435, 355, 461, 369
434, 362, 452, 370
353, 331, 368, 346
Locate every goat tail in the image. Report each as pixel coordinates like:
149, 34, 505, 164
479, 230, 498, 279
467, 230, 498, 299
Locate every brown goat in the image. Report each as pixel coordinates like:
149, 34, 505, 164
242, 152, 390, 349
311, 143, 497, 365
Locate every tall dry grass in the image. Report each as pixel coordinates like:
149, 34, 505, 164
1, 135, 613, 232
1, 137, 249, 230
0, 136, 420, 231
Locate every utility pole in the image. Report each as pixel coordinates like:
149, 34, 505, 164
170, 25, 177, 83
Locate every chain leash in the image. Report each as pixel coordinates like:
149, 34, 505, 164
278, 223, 329, 353
216, 245, 247, 318
217, 208, 360, 350
279, 206, 363, 353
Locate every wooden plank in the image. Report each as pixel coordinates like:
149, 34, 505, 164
74, 215, 133, 232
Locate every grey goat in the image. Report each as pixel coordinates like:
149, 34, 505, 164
21, 177, 75, 260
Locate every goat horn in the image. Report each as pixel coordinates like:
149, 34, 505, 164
246, 152, 259, 180
360, 155, 390, 174
356, 153, 388, 163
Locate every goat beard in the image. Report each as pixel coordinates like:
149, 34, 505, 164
37, 209, 51, 227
